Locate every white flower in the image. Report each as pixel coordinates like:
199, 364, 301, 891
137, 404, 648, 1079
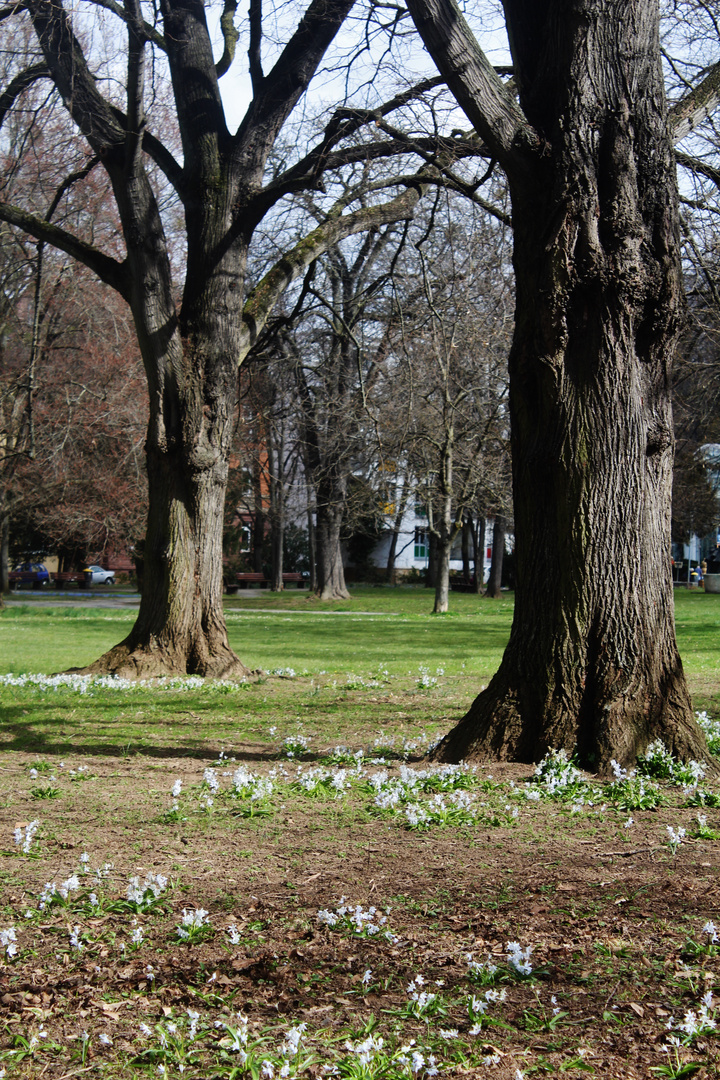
702, 921, 718, 944
667, 825, 686, 847
172, 779, 182, 798
507, 940, 533, 975
187, 1009, 200, 1039
99, 1033, 112, 1045
69, 926, 84, 950
0, 928, 17, 959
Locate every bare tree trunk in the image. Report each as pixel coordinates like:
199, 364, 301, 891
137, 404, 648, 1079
461, 514, 472, 581
0, 509, 9, 595
252, 451, 266, 575
315, 477, 350, 600
385, 490, 410, 582
306, 499, 317, 593
472, 515, 485, 593
433, 492, 455, 613
426, 531, 438, 588
270, 502, 285, 591
486, 516, 505, 599
268, 431, 285, 591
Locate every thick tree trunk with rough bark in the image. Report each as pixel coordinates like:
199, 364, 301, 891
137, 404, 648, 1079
79, 234, 250, 678
408, 0, 708, 768
94, 443, 248, 677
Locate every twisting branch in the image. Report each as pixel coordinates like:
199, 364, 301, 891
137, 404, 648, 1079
405, 0, 540, 172
0, 0, 28, 19
216, 0, 240, 78
0, 64, 49, 129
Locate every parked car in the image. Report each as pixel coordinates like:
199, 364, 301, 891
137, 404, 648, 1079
83, 564, 115, 585
9, 562, 50, 588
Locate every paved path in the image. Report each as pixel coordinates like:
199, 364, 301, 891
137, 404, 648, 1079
3, 592, 392, 614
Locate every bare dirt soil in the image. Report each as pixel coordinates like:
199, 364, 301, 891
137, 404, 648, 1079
0, 746, 718, 1079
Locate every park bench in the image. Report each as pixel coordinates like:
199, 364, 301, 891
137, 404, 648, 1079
9, 568, 48, 590
51, 571, 90, 588
450, 577, 478, 593
224, 572, 307, 593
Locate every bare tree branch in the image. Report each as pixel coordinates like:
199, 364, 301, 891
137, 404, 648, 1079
670, 58, 720, 142
240, 180, 429, 361
0, 201, 130, 298
404, 0, 540, 172
247, 0, 263, 91
0, 63, 49, 129
216, 0, 240, 78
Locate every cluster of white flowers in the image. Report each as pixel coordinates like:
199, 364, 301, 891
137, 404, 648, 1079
1, 672, 250, 695
344, 1033, 385, 1067
695, 711, 720, 756
295, 766, 350, 797
127, 872, 168, 909
404, 790, 477, 829
702, 920, 718, 944
203, 767, 220, 793
177, 908, 210, 940
532, 749, 584, 796
14, 819, 39, 854
667, 825, 687, 852
667, 991, 716, 1038
406, 975, 438, 1015
507, 941, 533, 976
281, 733, 311, 758
465, 953, 499, 984
317, 899, 398, 942
69, 926, 84, 950
416, 666, 441, 690
0, 927, 17, 959
468, 988, 508, 1033
232, 766, 274, 802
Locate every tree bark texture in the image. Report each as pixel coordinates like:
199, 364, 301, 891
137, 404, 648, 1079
409, 0, 707, 768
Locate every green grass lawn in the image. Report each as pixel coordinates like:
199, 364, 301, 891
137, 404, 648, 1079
0, 584, 716, 679
0, 586, 718, 760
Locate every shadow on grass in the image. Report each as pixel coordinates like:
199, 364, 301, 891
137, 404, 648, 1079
1, 705, 431, 764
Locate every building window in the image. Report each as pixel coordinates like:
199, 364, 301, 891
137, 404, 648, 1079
414, 502, 428, 518
414, 528, 428, 559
